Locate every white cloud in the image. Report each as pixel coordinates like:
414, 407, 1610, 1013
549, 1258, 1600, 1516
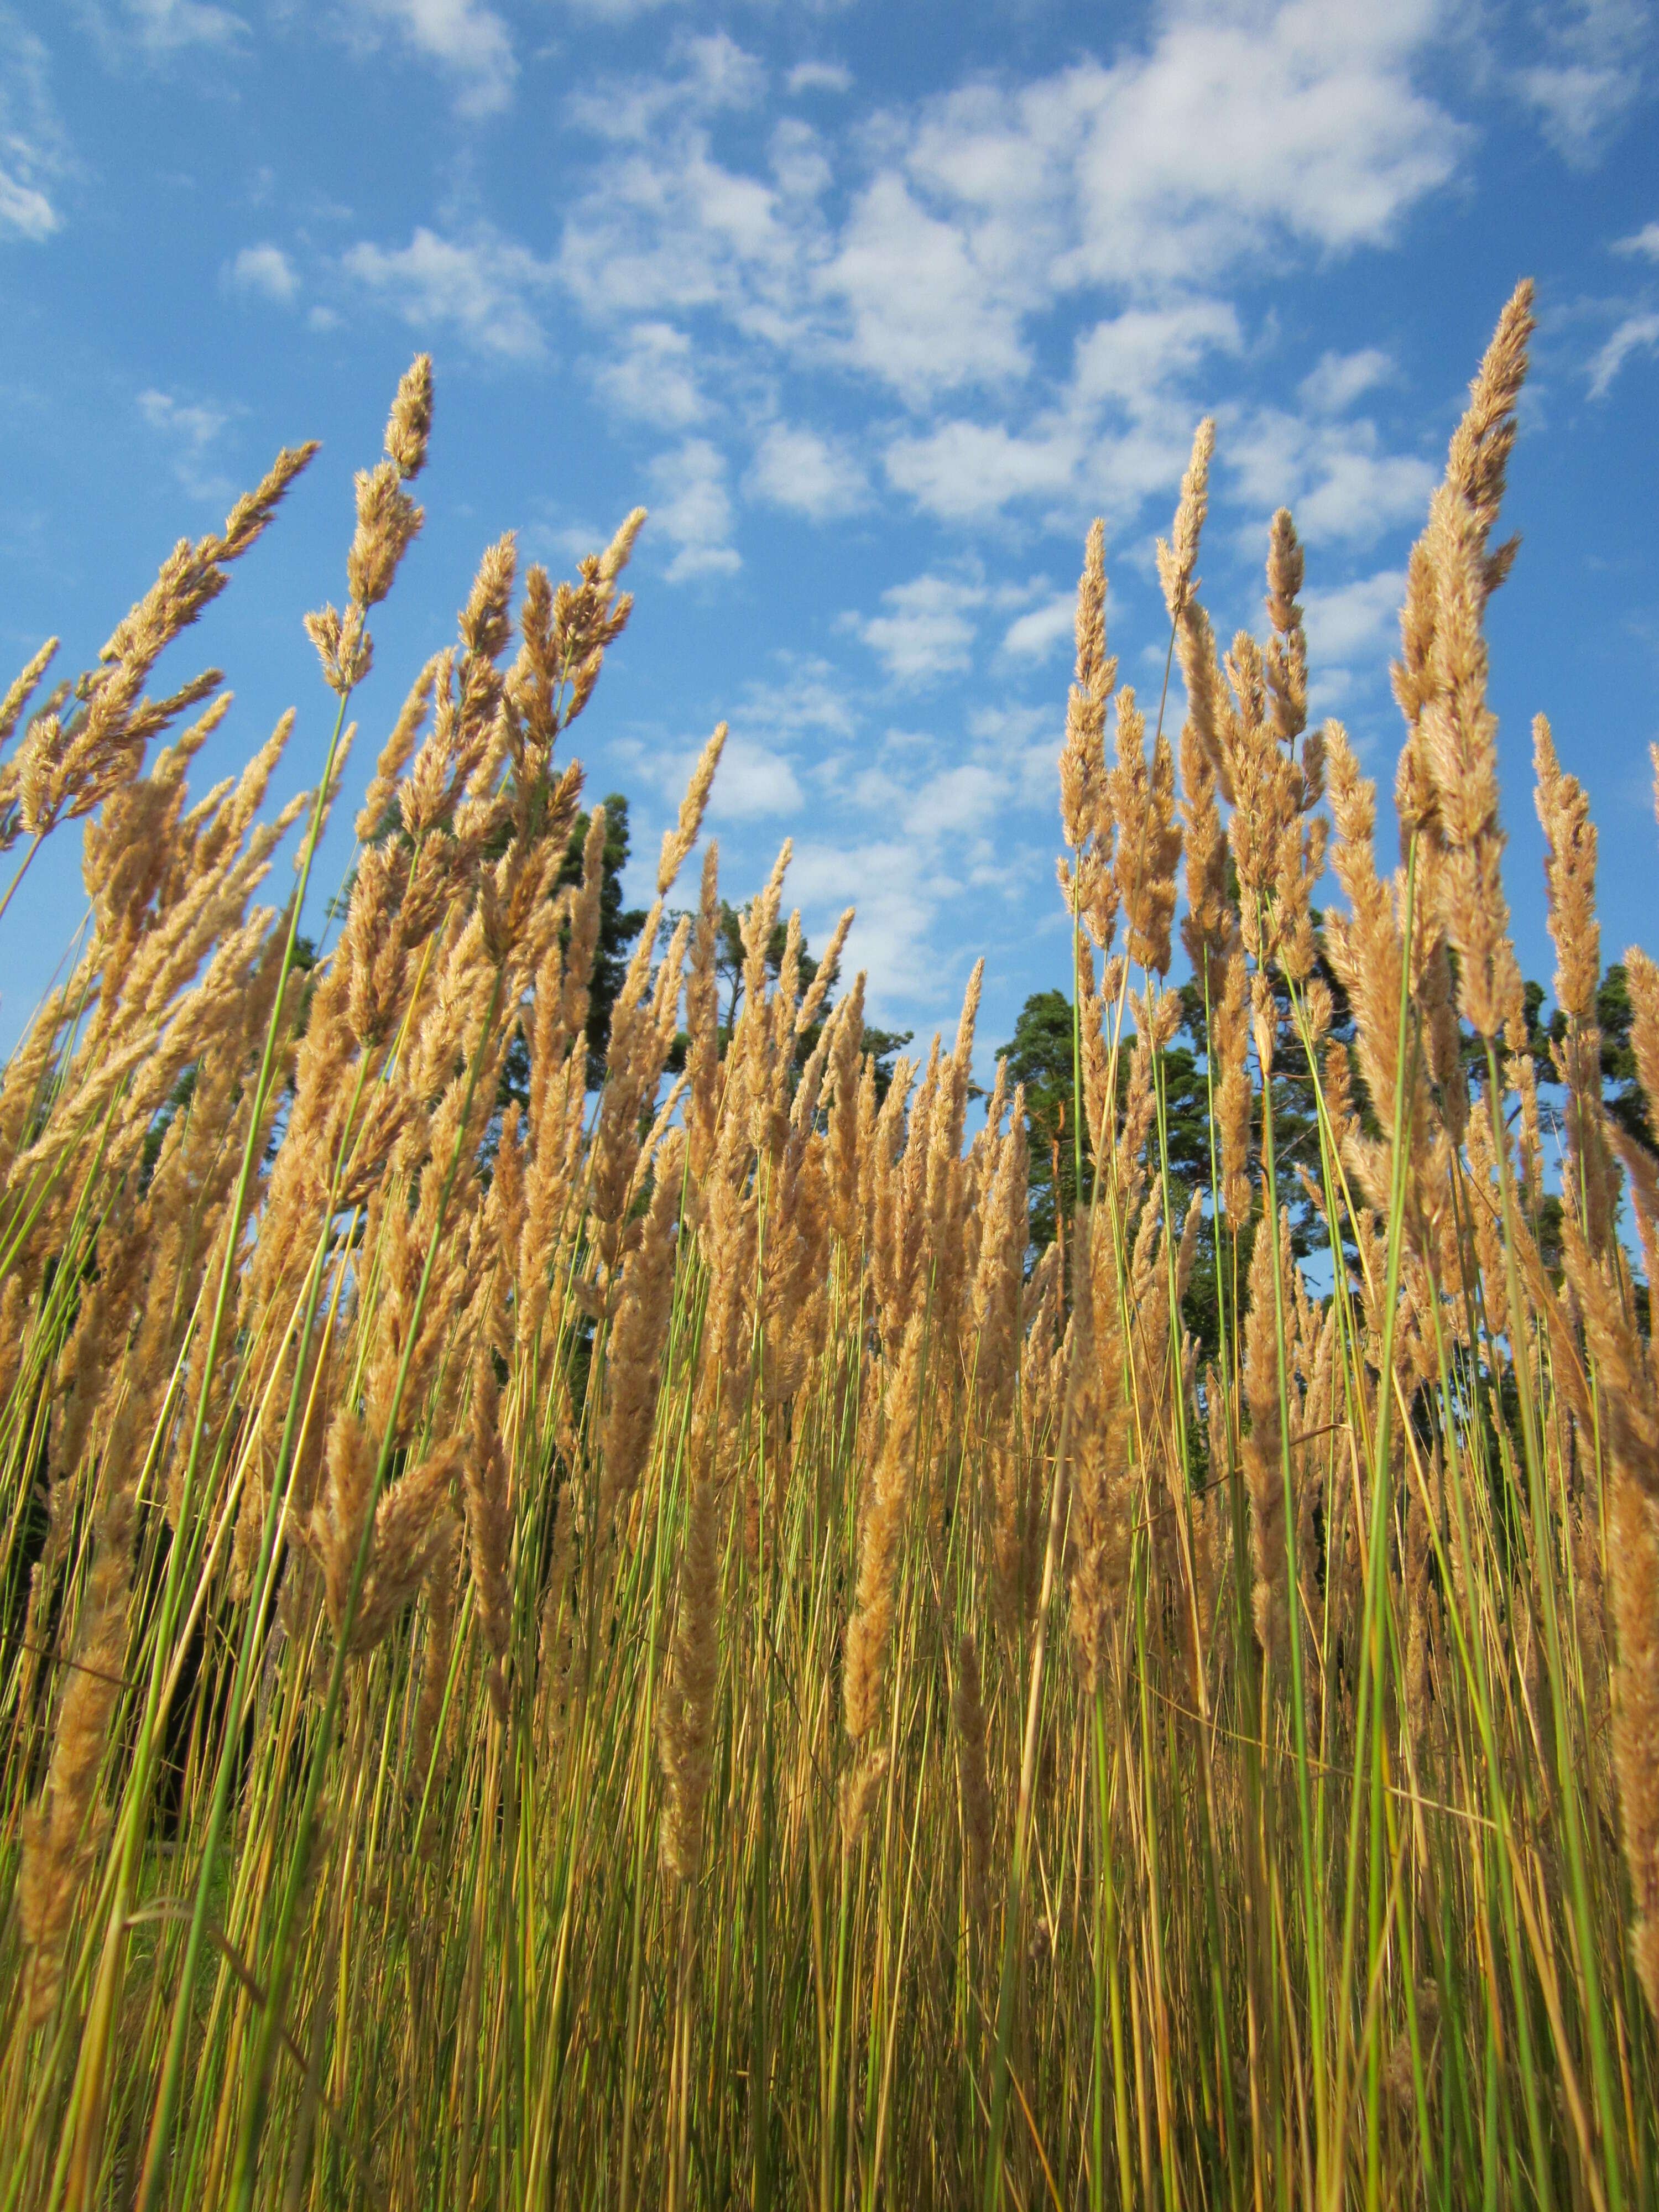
138, 388, 236, 503
787, 60, 852, 96
342, 227, 554, 359
786, 833, 966, 1010
1515, 0, 1649, 164
225, 243, 297, 304
1298, 346, 1395, 415
1000, 594, 1076, 663
1071, 299, 1243, 406
551, 4, 1465, 541
341, 0, 516, 117
820, 170, 1036, 402
660, 728, 800, 820
903, 761, 1004, 839
1614, 220, 1659, 259
747, 420, 866, 518
1302, 566, 1405, 671
594, 321, 704, 425
650, 438, 740, 582
1589, 311, 1659, 397
858, 573, 986, 684
884, 416, 1084, 523
1230, 409, 1436, 547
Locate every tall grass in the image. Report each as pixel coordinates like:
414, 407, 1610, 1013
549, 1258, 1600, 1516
1, 285, 1656, 2209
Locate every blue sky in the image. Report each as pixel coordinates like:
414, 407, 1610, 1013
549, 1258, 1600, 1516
2, 0, 1657, 1072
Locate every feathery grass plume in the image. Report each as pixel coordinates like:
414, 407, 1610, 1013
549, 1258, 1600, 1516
1243, 1204, 1292, 1681
970, 1081, 1027, 1431
510, 508, 645, 754
356, 655, 439, 840
9, 282, 1659, 2212
825, 969, 867, 1245
0, 635, 59, 755
18, 1469, 137, 2026
658, 1450, 721, 1884
308, 354, 433, 697
11, 444, 315, 842
1419, 485, 1520, 1039
1609, 1462, 1659, 2021
1264, 508, 1309, 750
349, 1439, 462, 1656
798, 905, 853, 1039
412, 1519, 459, 1786
466, 1332, 513, 1713
1179, 711, 1233, 1008
843, 1303, 927, 1746
1066, 1208, 1130, 1692
952, 1630, 993, 1921
924, 958, 984, 1318
598, 1135, 685, 1537
1156, 418, 1215, 625
1323, 722, 1447, 1244
1534, 713, 1616, 1252
684, 840, 722, 1186
1105, 686, 1182, 975
1559, 1214, 1659, 2017
657, 722, 726, 896
590, 904, 688, 1276
1214, 945, 1253, 1221
1057, 518, 1119, 950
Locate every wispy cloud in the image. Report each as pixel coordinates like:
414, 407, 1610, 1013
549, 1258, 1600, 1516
0, 12, 67, 243
1589, 310, 1659, 397
786, 60, 851, 96
138, 388, 236, 503
1515, 0, 1650, 165
339, 0, 517, 117
120, 0, 247, 49
1298, 347, 1396, 415
650, 437, 740, 582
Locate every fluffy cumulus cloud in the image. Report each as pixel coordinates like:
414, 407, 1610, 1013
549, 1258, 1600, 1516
747, 420, 866, 518
596, 321, 705, 426
857, 575, 988, 685
342, 227, 554, 358
1001, 594, 1077, 664
1302, 566, 1407, 682
225, 243, 297, 304
546, 0, 1465, 551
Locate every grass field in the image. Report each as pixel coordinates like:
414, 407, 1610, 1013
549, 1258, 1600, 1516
1, 283, 1657, 2209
